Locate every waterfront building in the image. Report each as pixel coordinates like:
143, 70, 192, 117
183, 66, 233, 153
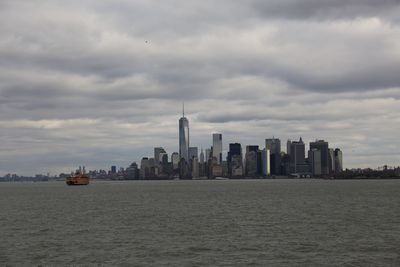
125, 162, 139, 180
257, 150, 263, 175
261, 149, 271, 176
328, 148, 335, 175
179, 105, 189, 162
111, 166, 116, 174
148, 158, 159, 177
140, 157, 150, 179
179, 158, 191, 179
308, 149, 322, 176
199, 148, 206, 177
245, 146, 259, 177
266, 138, 281, 155
189, 147, 198, 161
205, 148, 212, 162
160, 153, 169, 174
212, 165, 223, 177
228, 143, 242, 177
200, 148, 205, 164
266, 138, 281, 175
334, 148, 343, 173
221, 161, 228, 177
171, 152, 179, 170
289, 138, 307, 173
246, 145, 259, 153
154, 147, 167, 164
227, 143, 242, 162
231, 154, 244, 177
310, 140, 329, 175
287, 139, 292, 155
192, 157, 199, 178
212, 133, 223, 164
161, 153, 168, 165
281, 152, 290, 175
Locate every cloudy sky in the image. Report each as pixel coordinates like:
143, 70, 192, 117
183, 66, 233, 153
1, 0, 400, 175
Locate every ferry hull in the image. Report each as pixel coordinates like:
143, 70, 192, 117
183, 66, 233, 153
66, 177, 89, 186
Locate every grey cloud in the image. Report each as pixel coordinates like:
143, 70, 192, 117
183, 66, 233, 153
251, 0, 400, 20
197, 97, 400, 124
2, 2, 400, 95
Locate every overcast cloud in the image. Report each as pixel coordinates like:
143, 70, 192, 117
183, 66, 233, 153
1, 0, 400, 175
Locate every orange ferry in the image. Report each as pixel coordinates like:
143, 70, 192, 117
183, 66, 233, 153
66, 166, 90, 186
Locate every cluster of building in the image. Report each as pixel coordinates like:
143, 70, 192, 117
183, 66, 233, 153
0, 173, 52, 182
0, 110, 350, 181
116, 110, 344, 180
4, 109, 400, 181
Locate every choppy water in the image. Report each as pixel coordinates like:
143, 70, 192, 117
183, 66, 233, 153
0, 179, 399, 266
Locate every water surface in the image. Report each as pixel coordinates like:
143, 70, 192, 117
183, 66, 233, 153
0, 179, 399, 266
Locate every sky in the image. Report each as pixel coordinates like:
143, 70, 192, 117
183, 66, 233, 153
1, 0, 400, 175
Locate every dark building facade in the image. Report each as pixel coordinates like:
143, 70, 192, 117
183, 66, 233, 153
228, 143, 242, 177
266, 138, 281, 175
245, 145, 259, 176
310, 140, 329, 175
289, 138, 307, 173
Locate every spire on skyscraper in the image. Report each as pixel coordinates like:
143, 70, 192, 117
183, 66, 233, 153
179, 103, 189, 163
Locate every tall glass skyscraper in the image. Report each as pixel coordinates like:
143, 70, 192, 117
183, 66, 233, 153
179, 105, 189, 162
212, 133, 222, 164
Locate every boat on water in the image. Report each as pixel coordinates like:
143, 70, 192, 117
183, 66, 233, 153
66, 166, 90, 186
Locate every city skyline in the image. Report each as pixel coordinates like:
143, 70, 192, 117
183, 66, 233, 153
1, 1, 400, 175
1, 108, 346, 178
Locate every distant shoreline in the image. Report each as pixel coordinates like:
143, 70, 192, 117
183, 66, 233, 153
1, 177, 400, 183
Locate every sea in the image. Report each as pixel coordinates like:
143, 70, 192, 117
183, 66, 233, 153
0, 179, 399, 266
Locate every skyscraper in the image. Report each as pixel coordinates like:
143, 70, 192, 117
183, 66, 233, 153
212, 133, 222, 164
289, 137, 306, 173
205, 148, 211, 162
228, 143, 242, 162
111, 166, 116, 174
179, 104, 189, 162
140, 157, 150, 179
334, 148, 343, 173
199, 148, 205, 177
308, 149, 322, 176
261, 149, 271, 176
310, 140, 329, 175
266, 138, 281, 175
245, 145, 259, 176
171, 152, 179, 170
154, 147, 166, 164
189, 147, 198, 160
266, 138, 281, 155
287, 139, 292, 155
200, 148, 205, 164
228, 143, 243, 177
125, 162, 139, 180
328, 148, 335, 175
192, 157, 199, 178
